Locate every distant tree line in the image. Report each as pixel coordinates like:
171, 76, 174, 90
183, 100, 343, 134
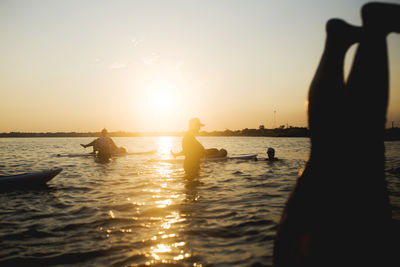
1, 126, 399, 140
197, 126, 309, 137
0, 131, 178, 138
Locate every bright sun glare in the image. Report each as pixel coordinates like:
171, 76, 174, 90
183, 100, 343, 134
144, 79, 181, 115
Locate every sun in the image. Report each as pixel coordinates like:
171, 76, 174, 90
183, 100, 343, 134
153, 89, 176, 110
144, 78, 181, 116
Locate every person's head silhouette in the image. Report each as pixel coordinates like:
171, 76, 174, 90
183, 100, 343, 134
188, 118, 204, 134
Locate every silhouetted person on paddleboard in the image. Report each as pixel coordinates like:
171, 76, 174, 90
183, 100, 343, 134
171, 118, 227, 175
81, 128, 126, 160
274, 2, 398, 266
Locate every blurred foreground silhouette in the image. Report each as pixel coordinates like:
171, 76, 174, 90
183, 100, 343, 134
274, 2, 400, 266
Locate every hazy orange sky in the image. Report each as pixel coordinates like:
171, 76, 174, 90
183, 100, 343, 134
1, 0, 399, 132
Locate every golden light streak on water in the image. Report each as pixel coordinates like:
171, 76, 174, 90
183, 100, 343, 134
108, 210, 115, 218
156, 199, 172, 208
173, 242, 185, 247
140, 136, 193, 264
173, 254, 184, 260
152, 244, 172, 253
161, 212, 185, 229
161, 233, 176, 239
156, 136, 175, 156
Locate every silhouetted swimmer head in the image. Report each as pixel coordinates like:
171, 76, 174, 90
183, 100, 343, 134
188, 118, 204, 134
267, 147, 278, 161
101, 128, 108, 136
219, 148, 228, 157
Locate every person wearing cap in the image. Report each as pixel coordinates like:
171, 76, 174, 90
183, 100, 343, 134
81, 128, 125, 160
171, 118, 205, 174
266, 147, 279, 161
171, 118, 227, 175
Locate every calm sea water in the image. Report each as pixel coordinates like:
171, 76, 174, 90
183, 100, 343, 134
0, 137, 399, 266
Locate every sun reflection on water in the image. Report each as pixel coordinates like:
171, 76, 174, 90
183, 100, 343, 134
161, 212, 186, 230
152, 244, 172, 253
156, 136, 175, 158
134, 136, 194, 265
155, 199, 172, 208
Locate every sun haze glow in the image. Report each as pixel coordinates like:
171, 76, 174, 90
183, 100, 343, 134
0, 0, 399, 132
144, 79, 182, 117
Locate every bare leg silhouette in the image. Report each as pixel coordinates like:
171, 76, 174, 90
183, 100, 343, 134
308, 19, 361, 154
342, 1, 394, 231
274, 3, 399, 266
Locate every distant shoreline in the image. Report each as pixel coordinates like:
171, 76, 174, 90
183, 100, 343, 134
0, 127, 308, 138
1, 127, 399, 140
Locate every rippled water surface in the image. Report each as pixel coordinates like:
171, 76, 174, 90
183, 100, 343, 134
1, 137, 399, 266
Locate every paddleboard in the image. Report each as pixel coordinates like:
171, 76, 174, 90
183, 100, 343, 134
0, 168, 62, 186
56, 150, 157, 158
152, 154, 258, 163
126, 150, 157, 155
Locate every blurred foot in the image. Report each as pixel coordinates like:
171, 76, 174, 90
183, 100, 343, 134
362, 2, 400, 34
326, 18, 363, 49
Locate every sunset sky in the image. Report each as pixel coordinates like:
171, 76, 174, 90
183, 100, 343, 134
1, 0, 399, 132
